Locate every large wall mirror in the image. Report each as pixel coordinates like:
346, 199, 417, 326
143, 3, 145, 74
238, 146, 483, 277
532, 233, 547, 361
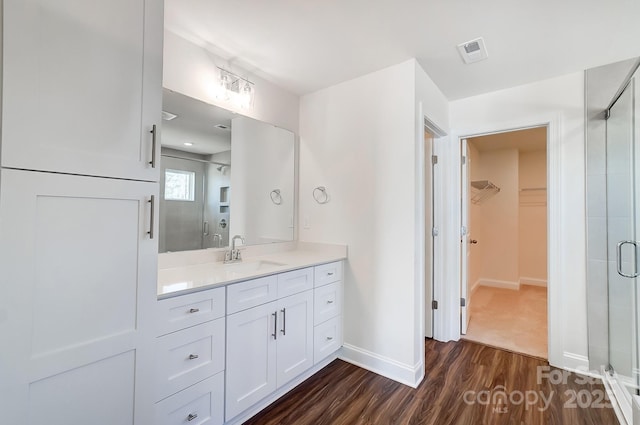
159, 89, 295, 253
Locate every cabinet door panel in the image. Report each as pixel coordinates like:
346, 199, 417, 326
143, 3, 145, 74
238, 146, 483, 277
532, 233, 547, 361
225, 302, 277, 421
2, 0, 163, 181
0, 169, 158, 424
276, 291, 314, 388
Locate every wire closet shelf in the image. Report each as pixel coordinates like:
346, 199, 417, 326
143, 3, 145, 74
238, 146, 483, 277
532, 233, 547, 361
470, 180, 500, 204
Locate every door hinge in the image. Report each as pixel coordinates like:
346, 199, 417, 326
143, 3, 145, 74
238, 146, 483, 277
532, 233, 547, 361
461, 155, 466, 165
461, 298, 466, 307
432, 227, 439, 237
432, 300, 438, 310
460, 226, 468, 237
432, 155, 438, 165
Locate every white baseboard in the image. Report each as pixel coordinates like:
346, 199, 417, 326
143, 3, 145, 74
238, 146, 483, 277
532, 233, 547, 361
561, 351, 590, 373
339, 343, 422, 388
470, 279, 481, 293
519, 276, 547, 287
477, 278, 520, 290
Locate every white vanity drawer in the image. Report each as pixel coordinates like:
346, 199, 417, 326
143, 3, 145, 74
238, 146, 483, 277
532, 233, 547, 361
314, 281, 342, 325
156, 318, 225, 401
314, 261, 343, 287
277, 267, 314, 298
158, 287, 226, 336
314, 315, 342, 364
227, 275, 277, 314
155, 372, 224, 425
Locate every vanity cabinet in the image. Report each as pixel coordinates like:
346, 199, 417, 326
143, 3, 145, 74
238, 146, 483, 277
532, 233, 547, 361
155, 287, 226, 425
225, 268, 314, 421
2, 0, 163, 181
313, 262, 344, 364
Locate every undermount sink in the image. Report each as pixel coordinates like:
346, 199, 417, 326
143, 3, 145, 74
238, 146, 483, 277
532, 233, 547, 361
222, 260, 287, 273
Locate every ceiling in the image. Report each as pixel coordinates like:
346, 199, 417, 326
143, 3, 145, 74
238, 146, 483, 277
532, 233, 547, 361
162, 88, 233, 155
468, 126, 546, 153
164, 0, 640, 100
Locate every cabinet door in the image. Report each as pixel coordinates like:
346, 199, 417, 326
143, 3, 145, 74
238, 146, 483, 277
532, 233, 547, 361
276, 290, 314, 388
2, 0, 163, 181
0, 169, 158, 425
225, 301, 277, 421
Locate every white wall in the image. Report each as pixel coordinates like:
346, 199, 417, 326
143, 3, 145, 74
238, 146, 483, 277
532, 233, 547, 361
476, 149, 520, 286
519, 150, 548, 284
299, 59, 449, 386
163, 30, 299, 133
449, 72, 588, 370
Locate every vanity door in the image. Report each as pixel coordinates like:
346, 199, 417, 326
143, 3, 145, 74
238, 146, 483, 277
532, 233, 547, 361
1, 0, 163, 181
0, 168, 158, 425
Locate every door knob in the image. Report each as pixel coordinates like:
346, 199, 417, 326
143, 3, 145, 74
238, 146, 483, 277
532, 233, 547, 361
469, 239, 478, 244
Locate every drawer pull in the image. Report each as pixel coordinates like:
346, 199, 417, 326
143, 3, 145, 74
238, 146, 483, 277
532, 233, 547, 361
327, 272, 334, 276
187, 413, 198, 421
327, 300, 334, 304
189, 308, 200, 314
326, 336, 334, 341
188, 354, 199, 360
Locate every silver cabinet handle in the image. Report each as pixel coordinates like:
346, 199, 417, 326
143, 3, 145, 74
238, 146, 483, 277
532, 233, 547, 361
203, 221, 209, 236
188, 354, 199, 360
326, 336, 333, 341
327, 272, 334, 276
189, 308, 200, 314
327, 300, 334, 304
149, 124, 157, 168
147, 195, 155, 239
187, 413, 198, 421
617, 241, 639, 278
272, 311, 277, 340
280, 308, 286, 335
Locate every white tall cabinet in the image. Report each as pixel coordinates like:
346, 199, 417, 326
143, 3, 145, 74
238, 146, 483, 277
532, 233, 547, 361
0, 0, 163, 423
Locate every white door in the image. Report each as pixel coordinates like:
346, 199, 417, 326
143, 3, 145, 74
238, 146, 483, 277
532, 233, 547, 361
276, 290, 314, 388
2, 0, 163, 181
225, 301, 278, 421
460, 139, 471, 334
0, 168, 158, 425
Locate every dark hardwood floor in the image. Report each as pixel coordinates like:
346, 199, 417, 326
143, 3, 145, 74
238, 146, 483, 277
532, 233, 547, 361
245, 339, 618, 425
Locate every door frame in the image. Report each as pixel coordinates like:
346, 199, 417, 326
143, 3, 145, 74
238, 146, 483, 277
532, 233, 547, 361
441, 114, 562, 367
459, 126, 549, 338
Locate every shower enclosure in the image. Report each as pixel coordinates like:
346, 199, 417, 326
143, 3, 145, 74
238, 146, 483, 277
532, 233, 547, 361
588, 58, 640, 424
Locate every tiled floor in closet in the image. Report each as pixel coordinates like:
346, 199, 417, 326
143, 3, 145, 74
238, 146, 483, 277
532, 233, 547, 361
463, 285, 548, 359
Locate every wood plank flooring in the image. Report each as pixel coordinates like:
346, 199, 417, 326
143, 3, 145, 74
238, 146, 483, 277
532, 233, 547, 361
245, 339, 618, 425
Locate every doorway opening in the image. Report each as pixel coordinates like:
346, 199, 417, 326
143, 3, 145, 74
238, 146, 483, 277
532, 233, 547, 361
460, 126, 548, 359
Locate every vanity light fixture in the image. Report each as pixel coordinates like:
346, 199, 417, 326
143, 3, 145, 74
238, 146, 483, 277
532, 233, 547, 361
216, 68, 255, 109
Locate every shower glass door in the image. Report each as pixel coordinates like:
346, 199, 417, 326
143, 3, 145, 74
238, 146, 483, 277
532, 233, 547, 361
607, 75, 640, 400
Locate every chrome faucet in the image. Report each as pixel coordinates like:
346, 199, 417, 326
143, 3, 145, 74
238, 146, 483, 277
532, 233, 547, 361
225, 235, 245, 263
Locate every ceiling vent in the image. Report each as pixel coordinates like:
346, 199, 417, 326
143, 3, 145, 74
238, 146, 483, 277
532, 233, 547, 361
457, 37, 488, 64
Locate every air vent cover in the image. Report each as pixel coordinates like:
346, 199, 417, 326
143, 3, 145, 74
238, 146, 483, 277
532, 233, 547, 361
457, 37, 488, 64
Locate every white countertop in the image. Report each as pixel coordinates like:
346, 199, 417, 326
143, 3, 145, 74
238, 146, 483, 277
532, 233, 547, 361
158, 243, 347, 299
